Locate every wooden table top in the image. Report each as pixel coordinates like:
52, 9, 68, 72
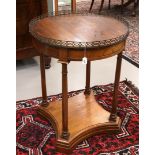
29, 13, 129, 49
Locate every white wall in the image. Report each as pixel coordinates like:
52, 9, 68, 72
47, 0, 54, 12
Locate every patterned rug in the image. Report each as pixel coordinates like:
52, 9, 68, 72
60, 0, 139, 67
16, 81, 139, 154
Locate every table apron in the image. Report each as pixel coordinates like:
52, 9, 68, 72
32, 39, 125, 61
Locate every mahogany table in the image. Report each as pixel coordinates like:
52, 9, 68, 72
29, 12, 129, 153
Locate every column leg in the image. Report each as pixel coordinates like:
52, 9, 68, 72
89, 0, 94, 12
121, 0, 124, 14
108, 0, 111, 9
71, 0, 76, 13
99, 0, 105, 13
55, 0, 58, 15
40, 54, 48, 106
84, 61, 91, 95
61, 62, 70, 139
131, 0, 138, 16
109, 52, 122, 122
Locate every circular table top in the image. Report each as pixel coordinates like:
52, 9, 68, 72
29, 13, 129, 49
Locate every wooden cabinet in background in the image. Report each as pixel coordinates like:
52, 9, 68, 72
16, 0, 51, 68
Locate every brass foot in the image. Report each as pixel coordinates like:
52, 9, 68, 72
61, 131, 70, 140
84, 89, 91, 95
109, 113, 117, 122
41, 100, 49, 107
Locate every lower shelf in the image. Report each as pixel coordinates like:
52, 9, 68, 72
38, 91, 121, 153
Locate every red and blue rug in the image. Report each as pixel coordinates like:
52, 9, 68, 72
16, 81, 139, 155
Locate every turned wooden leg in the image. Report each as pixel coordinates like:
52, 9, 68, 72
99, 0, 105, 13
133, 0, 136, 16
89, 0, 94, 12
131, 0, 138, 16
45, 56, 51, 69
61, 62, 70, 139
40, 54, 48, 106
108, 0, 111, 9
71, 0, 76, 13
121, 0, 124, 13
84, 61, 91, 95
109, 52, 122, 122
55, 0, 58, 14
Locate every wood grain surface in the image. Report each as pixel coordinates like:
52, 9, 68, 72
31, 14, 128, 43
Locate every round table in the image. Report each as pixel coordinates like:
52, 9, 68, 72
29, 12, 129, 153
